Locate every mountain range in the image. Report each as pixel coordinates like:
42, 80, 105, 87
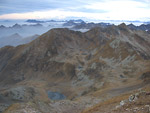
128, 23, 150, 31
26, 19, 84, 23
0, 23, 49, 38
1, 20, 150, 38
0, 23, 150, 113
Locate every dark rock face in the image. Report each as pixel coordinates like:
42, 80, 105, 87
140, 72, 150, 80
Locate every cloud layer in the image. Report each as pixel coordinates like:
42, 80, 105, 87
0, 0, 150, 21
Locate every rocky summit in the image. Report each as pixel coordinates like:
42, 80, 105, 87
0, 24, 150, 113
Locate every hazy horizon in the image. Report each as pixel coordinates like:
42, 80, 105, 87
0, 0, 150, 22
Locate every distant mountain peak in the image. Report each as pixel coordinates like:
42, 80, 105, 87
11, 33, 22, 38
12, 23, 21, 28
0, 25, 6, 29
118, 23, 127, 27
26, 19, 45, 23
118, 23, 130, 31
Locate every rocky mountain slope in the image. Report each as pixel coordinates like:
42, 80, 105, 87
0, 23, 150, 113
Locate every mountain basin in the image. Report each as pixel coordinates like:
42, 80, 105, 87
47, 91, 66, 100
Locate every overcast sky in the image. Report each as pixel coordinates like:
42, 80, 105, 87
0, 0, 150, 21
